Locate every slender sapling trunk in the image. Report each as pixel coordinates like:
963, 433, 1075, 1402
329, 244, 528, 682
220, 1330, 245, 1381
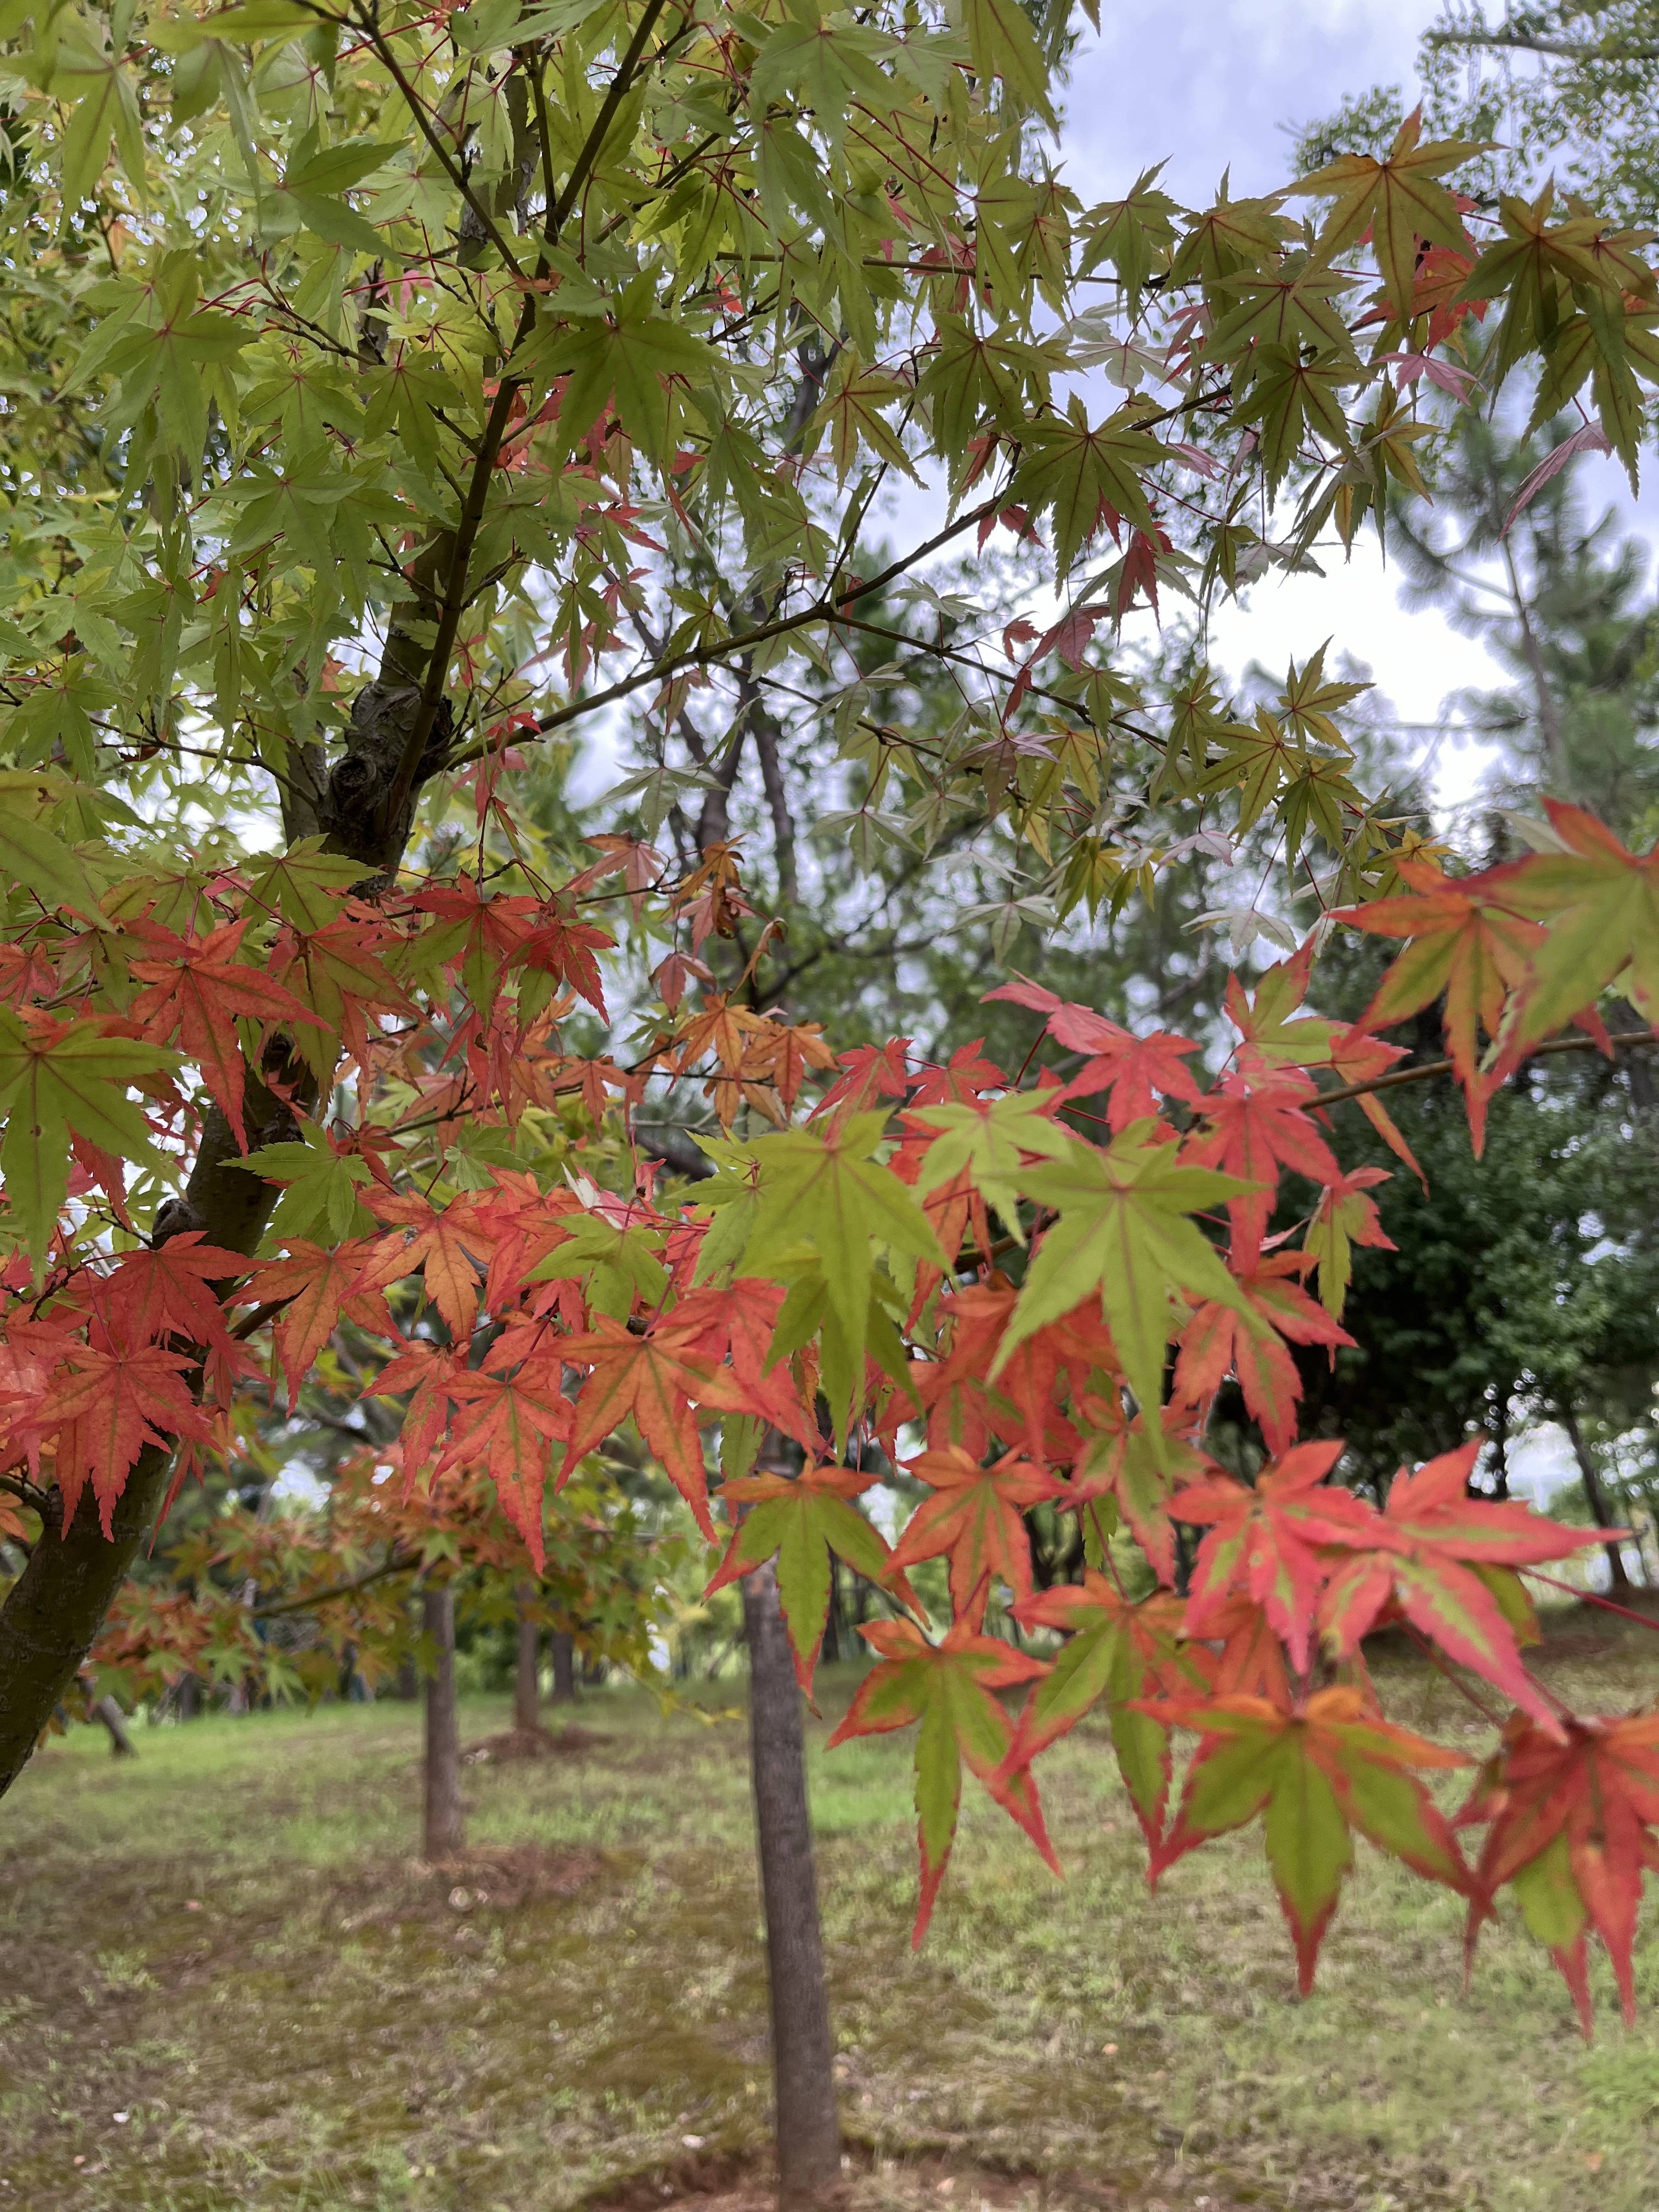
549, 1628, 576, 1704
514, 1580, 541, 1734
422, 1585, 464, 1861
742, 1554, 842, 2208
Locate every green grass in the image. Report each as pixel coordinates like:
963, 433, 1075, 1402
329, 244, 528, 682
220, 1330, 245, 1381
4, 1615, 1659, 2212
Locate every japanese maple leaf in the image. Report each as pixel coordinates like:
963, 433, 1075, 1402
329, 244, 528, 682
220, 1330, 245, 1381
561, 1316, 719, 1534
92, 1233, 250, 1356
1001, 1579, 1203, 1848
672, 1279, 823, 1457
1205, 1596, 1293, 1705
906, 1040, 1008, 1108
1170, 1439, 1381, 1672
40, 1340, 213, 1535
1460, 1708, 1659, 2031
364, 1192, 490, 1341
1286, 105, 1477, 315
510, 901, 616, 1018
268, 913, 411, 1084
706, 1463, 919, 1689
1316, 1440, 1606, 1732
127, 919, 325, 1148
828, 1616, 1056, 1945
889, 1446, 1064, 1624
984, 977, 1203, 1129
1000, 1122, 1253, 1447
1325, 1023, 1421, 1183
1485, 800, 1659, 1054
1074, 1403, 1203, 1586
1172, 1250, 1354, 1454
439, 1363, 572, 1567
1302, 1165, 1395, 1318
370, 1338, 470, 1482
1184, 1071, 1341, 1255
246, 1240, 396, 1409
1221, 940, 1340, 1078
1143, 1685, 1471, 1993
1333, 857, 1543, 1153
812, 1036, 912, 1117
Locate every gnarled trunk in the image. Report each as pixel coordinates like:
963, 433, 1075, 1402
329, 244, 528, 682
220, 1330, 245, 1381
423, 1586, 464, 1863
742, 1554, 842, 2208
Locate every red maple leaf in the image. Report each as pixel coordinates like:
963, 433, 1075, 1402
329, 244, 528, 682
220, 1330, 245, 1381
1317, 1440, 1606, 1730
561, 1317, 719, 1533
128, 919, 325, 1148
1333, 858, 1543, 1153
246, 1240, 396, 1408
40, 1341, 213, 1534
813, 1036, 912, 1118
889, 1446, 1064, 1623
1170, 1440, 1380, 1671
985, 977, 1203, 1129
91, 1233, 250, 1355
1462, 1709, 1659, 2030
439, 1362, 573, 1567
1172, 1250, 1354, 1453
511, 902, 616, 1018
1184, 1070, 1342, 1255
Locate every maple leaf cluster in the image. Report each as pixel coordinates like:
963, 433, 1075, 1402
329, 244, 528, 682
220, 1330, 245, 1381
2, 803, 1658, 2027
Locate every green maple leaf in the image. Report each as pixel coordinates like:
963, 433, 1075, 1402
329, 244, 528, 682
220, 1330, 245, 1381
530, 282, 714, 462
911, 1086, 1072, 1244
828, 1615, 1055, 1944
706, 1461, 916, 1689
1488, 800, 1659, 1049
1012, 398, 1159, 573
0, 1013, 178, 1274
958, 0, 1054, 123
228, 1124, 374, 1246
1286, 108, 1484, 317
718, 1111, 944, 1441
997, 1124, 1251, 1441
1145, 1686, 1470, 1994
1005, 1578, 1202, 1849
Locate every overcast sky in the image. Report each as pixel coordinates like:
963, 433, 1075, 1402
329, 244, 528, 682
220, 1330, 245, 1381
1057, 1, 1525, 802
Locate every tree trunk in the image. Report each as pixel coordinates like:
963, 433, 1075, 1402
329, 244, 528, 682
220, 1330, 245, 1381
514, 1581, 541, 1733
742, 1555, 842, 2208
89, 1691, 137, 1759
1561, 1404, 1631, 1591
423, 1586, 464, 1862
549, 1628, 577, 1705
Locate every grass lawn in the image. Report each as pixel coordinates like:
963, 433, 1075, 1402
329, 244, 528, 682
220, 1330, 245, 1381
4, 1613, 1659, 2212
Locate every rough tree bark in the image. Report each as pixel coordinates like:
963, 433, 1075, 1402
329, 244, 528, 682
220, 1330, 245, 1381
1561, 1404, 1633, 1591
549, 1628, 576, 1704
423, 1585, 464, 1862
742, 1525, 842, 2208
514, 1581, 541, 1734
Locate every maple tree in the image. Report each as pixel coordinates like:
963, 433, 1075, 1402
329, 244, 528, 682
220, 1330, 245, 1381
4, 7, 1659, 2205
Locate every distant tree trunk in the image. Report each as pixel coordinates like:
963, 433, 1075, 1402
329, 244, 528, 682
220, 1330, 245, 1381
742, 1536, 842, 2208
549, 1628, 577, 1704
422, 1586, 464, 1862
514, 1581, 541, 1733
393, 1651, 419, 1700
174, 1673, 202, 1721
88, 1691, 136, 1758
1561, 1404, 1632, 1591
